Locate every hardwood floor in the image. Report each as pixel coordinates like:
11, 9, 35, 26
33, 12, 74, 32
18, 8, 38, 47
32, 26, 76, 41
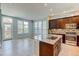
0, 39, 79, 56
0, 39, 36, 56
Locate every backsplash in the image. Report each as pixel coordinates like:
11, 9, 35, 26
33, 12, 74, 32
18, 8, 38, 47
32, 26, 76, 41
77, 29, 79, 35
48, 29, 66, 34
48, 29, 79, 35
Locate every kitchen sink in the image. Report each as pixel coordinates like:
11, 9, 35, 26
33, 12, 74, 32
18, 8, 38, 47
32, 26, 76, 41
47, 36, 57, 40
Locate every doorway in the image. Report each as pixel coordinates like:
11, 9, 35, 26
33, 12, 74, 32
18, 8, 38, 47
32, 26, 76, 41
2, 17, 13, 41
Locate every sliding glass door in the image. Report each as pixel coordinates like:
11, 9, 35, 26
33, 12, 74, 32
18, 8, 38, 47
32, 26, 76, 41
2, 17, 13, 40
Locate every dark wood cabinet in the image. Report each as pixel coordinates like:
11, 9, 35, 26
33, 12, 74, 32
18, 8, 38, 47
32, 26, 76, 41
39, 41, 53, 56
49, 20, 58, 29
61, 34, 65, 43
77, 36, 79, 46
49, 15, 79, 29
39, 39, 61, 56
72, 16, 79, 28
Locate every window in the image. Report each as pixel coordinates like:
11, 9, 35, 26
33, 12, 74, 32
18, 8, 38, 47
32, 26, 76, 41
18, 20, 23, 34
24, 22, 29, 33
33, 20, 48, 40
18, 20, 29, 34
42, 20, 48, 39
34, 22, 38, 29
34, 21, 42, 40
34, 22, 38, 34
2, 17, 13, 24
38, 21, 42, 30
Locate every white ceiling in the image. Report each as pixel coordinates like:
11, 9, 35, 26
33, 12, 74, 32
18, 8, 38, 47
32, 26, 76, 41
1, 3, 79, 20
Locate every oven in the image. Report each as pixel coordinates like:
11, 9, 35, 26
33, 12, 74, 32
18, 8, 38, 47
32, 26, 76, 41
65, 23, 77, 46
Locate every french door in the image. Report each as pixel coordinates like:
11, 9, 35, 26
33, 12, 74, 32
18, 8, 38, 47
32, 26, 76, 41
2, 17, 13, 41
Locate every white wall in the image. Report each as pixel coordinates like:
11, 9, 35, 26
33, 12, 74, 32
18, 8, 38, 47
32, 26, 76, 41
52, 12, 76, 19
0, 3, 1, 9
0, 6, 2, 47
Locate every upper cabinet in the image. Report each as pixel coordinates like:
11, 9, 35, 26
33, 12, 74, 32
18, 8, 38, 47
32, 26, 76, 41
72, 16, 79, 28
49, 20, 58, 29
49, 15, 79, 29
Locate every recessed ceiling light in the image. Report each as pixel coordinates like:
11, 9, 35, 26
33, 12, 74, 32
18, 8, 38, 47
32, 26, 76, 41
51, 13, 54, 16
44, 3, 47, 7
63, 11, 67, 13
49, 8, 53, 12
63, 10, 75, 14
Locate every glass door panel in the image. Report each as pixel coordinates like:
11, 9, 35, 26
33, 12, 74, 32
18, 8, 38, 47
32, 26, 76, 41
4, 24, 12, 40
2, 17, 13, 40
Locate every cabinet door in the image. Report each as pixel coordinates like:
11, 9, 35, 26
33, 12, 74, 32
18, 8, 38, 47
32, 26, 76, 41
57, 18, 70, 28
77, 36, 79, 46
54, 39, 61, 56
39, 41, 53, 56
57, 19, 64, 29
49, 20, 57, 29
73, 16, 79, 28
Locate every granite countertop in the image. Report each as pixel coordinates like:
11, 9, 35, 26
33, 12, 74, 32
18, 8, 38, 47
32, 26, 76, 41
39, 35, 62, 45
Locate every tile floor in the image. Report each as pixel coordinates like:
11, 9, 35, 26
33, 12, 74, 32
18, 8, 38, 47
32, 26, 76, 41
59, 44, 79, 56
0, 39, 79, 56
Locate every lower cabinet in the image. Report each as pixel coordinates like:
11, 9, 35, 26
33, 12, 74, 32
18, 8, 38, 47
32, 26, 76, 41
39, 39, 61, 56
54, 39, 61, 56
77, 36, 79, 46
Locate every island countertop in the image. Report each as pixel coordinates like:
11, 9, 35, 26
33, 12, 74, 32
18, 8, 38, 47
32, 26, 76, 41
39, 35, 62, 45
33, 34, 62, 56
39, 34, 62, 56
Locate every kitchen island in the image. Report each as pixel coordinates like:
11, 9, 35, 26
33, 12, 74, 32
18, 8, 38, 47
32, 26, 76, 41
39, 35, 62, 56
